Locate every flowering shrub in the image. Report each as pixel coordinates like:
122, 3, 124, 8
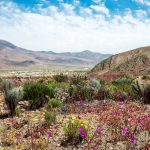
63, 117, 88, 145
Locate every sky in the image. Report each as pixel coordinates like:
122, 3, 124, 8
0, 0, 150, 54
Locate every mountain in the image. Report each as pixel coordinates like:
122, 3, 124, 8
91, 46, 150, 74
0, 40, 111, 70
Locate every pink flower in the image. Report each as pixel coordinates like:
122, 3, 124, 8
121, 127, 129, 138
53, 125, 59, 129
79, 126, 84, 131
130, 136, 135, 145
47, 131, 53, 137
97, 127, 102, 134
125, 132, 129, 137
121, 127, 127, 133
80, 131, 87, 137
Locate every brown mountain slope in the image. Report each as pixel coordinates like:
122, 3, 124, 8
91, 46, 150, 74
0, 40, 111, 70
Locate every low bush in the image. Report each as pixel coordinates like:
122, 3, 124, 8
44, 111, 57, 125
143, 84, 150, 104
46, 99, 62, 110
112, 76, 134, 86
53, 73, 68, 83
71, 75, 88, 85
90, 79, 101, 91
142, 75, 149, 80
4, 87, 23, 115
23, 82, 55, 109
2, 79, 13, 93
67, 85, 94, 103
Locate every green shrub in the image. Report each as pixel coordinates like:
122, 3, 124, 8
80, 86, 92, 101
68, 85, 94, 103
71, 75, 87, 85
2, 79, 13, 93
143, 84, 150, 104
4, 87, 23, 115
47, 99, 62, 110
63, 119, 80, 139
90, 79, 101, 91
53, 73, 68, 83
142, 75, 149, 80
44, 111, 56, 125
23, 82, 55, 109
48, 81, 69, 90
112, 76, 134, 86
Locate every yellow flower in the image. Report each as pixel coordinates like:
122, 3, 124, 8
8, 131, 15, 138
80, 123, 84, 126
84, 125, 88, 129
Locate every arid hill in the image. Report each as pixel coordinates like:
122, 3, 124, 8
91, 46, 150, 74
0, 40, 111, 70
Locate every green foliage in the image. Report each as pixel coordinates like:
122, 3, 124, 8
131, 80, 144, 98
2, 79, 13, 94
63, 119, 80, 139
80, 86, 92, 101
4, 87, 23, 115
44, 111, 56, 125
71, 75, 87, 85
47, 99, 62, 110
143, 84, 150, 104
53, 73, 68, 83
112, 76, 134, 86
90, 79, 101, 91
23, 82, 55, 109
142, 75, 149, 80
48, 81, 69, 90
68, 85, 94, 103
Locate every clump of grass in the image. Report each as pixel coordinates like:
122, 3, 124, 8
46, 99, 62, 110
53, 73, 68, 83
44, 111, 57, 126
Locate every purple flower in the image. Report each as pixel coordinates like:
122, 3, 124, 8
125, 132, 129, 137
121, 127, 127, 133
80, 131, 87, 137
118, 101, 123, 106
79, 126, 84, 131
47, 131, 53, 137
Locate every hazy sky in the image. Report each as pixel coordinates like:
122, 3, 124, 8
0, 0, 150, 54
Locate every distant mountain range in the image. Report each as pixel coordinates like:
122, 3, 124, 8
91, 46, 150, 74
0, 40, 111, 70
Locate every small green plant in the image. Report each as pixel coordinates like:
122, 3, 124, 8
90, 79, 101, 91
112, 76, 134, 86
142, 75, 149, 80
143, 84, 150, 104
71, 75, 87, 85
53, 73, 68, 83
4, 87, 23, 115
2, 79, 13, 93
44, 111, 56, 125
63, 119, 80, 139
131, 80, 144, 98
63, 118, 87, 146
47, 99, 62, 110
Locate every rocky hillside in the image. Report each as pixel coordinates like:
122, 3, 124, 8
0, 40, 111, 70
91, 46, 150, 74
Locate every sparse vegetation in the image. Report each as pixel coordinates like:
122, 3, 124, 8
0, 73, 149, 149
